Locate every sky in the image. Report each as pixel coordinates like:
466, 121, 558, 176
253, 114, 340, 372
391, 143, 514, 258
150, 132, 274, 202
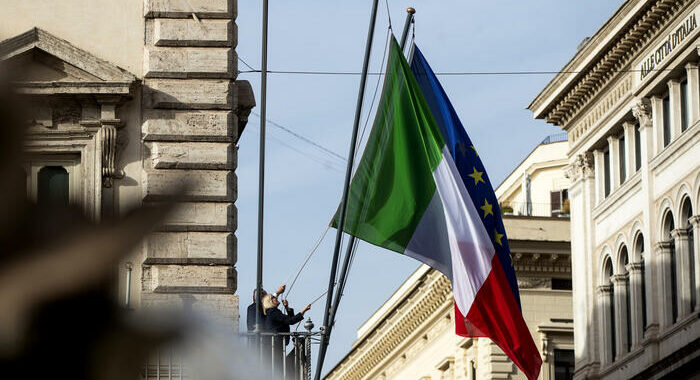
233, 1, 623, 375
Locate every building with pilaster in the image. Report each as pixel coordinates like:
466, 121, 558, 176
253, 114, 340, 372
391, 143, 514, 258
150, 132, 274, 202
324, 136, 573, 380
529, 0, 700, 378
0, 0, 253, 325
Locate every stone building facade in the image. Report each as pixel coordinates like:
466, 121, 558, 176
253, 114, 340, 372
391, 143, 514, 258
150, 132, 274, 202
0, 0, 254, 324
529, 0, 700, 378
324, 138, 573, 380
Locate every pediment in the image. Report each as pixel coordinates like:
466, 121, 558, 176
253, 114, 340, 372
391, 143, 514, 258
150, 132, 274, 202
0, 28, 136, 95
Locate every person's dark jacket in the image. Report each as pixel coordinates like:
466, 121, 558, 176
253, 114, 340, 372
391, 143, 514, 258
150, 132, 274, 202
264, 306, 303, 344
246, 302, 266, 331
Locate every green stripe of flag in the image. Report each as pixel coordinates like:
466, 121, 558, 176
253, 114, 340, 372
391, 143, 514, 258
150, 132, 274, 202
333, 37, 445, 253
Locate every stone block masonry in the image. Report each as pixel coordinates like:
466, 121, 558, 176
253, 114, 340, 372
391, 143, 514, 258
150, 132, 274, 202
141, 0, 254, 325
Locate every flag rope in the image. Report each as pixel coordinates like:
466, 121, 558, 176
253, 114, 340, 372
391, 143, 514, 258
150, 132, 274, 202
284, 225, 331, 300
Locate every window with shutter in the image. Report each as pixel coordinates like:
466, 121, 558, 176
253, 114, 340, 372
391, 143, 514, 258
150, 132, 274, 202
551, 191, 561, 215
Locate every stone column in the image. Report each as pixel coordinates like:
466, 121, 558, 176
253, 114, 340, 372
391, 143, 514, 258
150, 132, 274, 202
597, 285, 614, 365
622, 121, 635, 179
607, 136, 619, 191
691, 216, 700, 312
626, 262, 644, 349
565, 152, 596, 373
685, 62, 699, 125
668, 79, 682, 142
633, 98, 658, 334
593, 149, 605, 204
140, 0, 255, 324
612, 274, 629, 357
672, 228, 692, 318
650, 96, 664, 156
655, 242, 674, 328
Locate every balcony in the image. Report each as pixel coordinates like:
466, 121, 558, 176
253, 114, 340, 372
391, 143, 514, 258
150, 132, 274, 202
142, 328, 322, 379
500, 200, 570, 218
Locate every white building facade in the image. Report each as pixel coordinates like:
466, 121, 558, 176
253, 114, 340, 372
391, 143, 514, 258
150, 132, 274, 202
529, 0, 700, 378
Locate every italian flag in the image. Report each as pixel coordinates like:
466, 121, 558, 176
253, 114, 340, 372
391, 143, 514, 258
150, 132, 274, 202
334, 37, 542, 380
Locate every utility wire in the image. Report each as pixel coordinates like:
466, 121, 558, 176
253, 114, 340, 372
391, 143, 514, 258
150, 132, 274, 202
250, 111, 347, 163
246, 123, 345, 173
237, 67, 676, 76
237, 56, 257, 72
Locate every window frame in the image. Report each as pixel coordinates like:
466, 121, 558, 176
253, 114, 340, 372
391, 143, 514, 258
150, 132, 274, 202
23, 156, 81, 206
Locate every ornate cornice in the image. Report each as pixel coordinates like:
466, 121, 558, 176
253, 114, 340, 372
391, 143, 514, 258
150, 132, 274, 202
532, 0, 690, 130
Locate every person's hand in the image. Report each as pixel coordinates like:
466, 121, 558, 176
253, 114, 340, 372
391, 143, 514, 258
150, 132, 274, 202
301, 304, 311, 314
281, 299, 288, 308
276, 284, 286, 295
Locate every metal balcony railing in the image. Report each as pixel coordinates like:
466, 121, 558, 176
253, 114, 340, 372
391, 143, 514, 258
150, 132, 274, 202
500, 201, 570, 218
142, 329, 322, 380
540, 132, 568, 145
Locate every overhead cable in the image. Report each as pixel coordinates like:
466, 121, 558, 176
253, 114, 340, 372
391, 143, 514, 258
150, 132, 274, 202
237, 67, 676, 76
250, 112, 347, 163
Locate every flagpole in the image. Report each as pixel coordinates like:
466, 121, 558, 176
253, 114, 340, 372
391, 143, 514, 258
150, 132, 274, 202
314, 1, 380, 379
399, 7, 415, 50
326, 6, 417, 329
327, 5, 417, 333
255, 0, 268, 334
314, 8, 416, 380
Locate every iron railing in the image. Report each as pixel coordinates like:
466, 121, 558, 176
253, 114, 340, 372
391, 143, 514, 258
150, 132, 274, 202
500, 201, 570, 218
142, 330, 322, 380
540, 132, 568, 145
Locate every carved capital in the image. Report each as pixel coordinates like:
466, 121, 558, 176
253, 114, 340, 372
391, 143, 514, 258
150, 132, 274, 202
689, 215, 700, 228
626, 261, 644, 273
565, 151, 594, 180
632, 98, 652, 128
611, 274, 628, 285
597, 284, 613, 295
654, 241, 673, 253
671, 228, 689, 240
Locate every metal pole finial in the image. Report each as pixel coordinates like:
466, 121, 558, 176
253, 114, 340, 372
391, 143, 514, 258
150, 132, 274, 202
407, 7, 415, 14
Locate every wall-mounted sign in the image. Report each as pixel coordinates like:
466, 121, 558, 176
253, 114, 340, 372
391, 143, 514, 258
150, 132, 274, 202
637, 7, 698, 81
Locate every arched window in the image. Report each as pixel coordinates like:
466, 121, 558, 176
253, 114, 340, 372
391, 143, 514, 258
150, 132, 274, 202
37, 166, 69, 207
662, 210, 677, 323
619, 246, 631, 353
680, 198, 695, 311
634, 234, 647, 332
604, 257, 616, 361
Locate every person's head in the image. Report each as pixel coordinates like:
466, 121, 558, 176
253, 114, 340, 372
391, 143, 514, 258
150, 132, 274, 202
261, 293, 280, 315
253, 288, 267, 303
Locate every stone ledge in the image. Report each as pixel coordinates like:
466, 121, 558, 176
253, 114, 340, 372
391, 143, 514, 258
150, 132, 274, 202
147, 231, 235, 262
143, 79, 234, 109
144, 47, 235, 79
140, 292, 238, 323
152, 202, 237, 232
143, 169, 236, 201
142, 265, 235, 292
142, 110, 237, 142
147, 19, 235, 47
146, 142, 235, 170
144, 0, 236, 19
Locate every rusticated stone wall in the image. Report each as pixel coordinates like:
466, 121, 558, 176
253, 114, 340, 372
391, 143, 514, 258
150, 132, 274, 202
140, 0, 254, 324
